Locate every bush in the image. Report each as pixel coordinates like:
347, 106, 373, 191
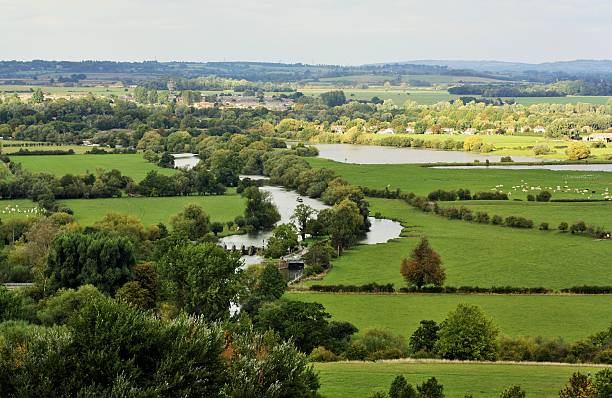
527, 194, 535, 202
539, 222, 549, 230
532, 145, 551, 155
475, 211, 490, 224
500, 156, 513, 163
536, 190, 552, 202
309, 346, 339, 362
504, 216, 533, 229
499, 385, 526, 398
559, 222, 569, 232
473, 191, 508, 200
345, 341, 369, 360
360, 329, 408, 360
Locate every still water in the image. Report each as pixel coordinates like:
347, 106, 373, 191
432, 164, 612, 172
313, 143, 540, 164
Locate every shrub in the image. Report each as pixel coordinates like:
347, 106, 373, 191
499, 385, 526, 398
309, 346, 339, 362
527, 194, 535, 202
473, 191, 508, 200
539, 222, 549, 231
565, 142, 591, 160
593, 369, 612, 398
475, 212, 490, 224
500, 156, 513, 163
536, 190, 552, 202
559, 222, 569, 232
533, 144, 551, 155
345, 341, 369, 360
504, 216, 533, 229
409, 320, 439, 354
417, 377, 444, 398
360, 329, 408, 360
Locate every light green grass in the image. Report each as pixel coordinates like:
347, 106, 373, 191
62, 194, 244, 226
510, 96, 612, 106
306, 158, 612, 200
303, 198, 612, 289
9, 154, 175, 180
0, 85, 131, 96
287, 292, 612, 341
315, 361, 608, 398
439, 201, 612, 229
0, 194, 245, 226
301, 88, 458, 105
1, 142, 89, 154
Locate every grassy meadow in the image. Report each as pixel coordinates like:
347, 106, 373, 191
439, 200, 612, 228
9, 154, 175, 180
0, 193, 245, 226
302, 198, 612, 289
315, 361, 609, 398
306, 157, 612, 200
287, 292, 612, 341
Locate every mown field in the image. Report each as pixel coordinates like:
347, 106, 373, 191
302, 199, 612, 289
306, 157, 612, 200
315, 361, 608, 398
0, 193, 245, 226
0, 84, 131, 97
1, 140, 89, 154
287, 292, 612, 341
9, 154, 175, 180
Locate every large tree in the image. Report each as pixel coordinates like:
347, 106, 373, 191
318, 198, 364, 254
156, 238, 242, 321
434, 304, 499, 361
170, 204, 210, 240
291, 203, 317, 241
400, 238, 445, 289
46, 231, 135, 295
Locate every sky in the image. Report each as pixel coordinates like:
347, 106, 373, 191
1, 0, 611, 65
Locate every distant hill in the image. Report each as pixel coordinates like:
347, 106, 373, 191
397, 59, 612, 76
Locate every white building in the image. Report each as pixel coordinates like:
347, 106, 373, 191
376, 128, 395, 135
405, 126, 415, 134
533, 126, 546, 133
583, 132, 612, 143
462, 128, 477, 135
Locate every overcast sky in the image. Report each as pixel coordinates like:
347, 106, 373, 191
1, 0, 610, 65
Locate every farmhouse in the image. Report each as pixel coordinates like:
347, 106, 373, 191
583, 132, 612, 143
533, 126, 546, 133
405, 126, 415, 133
442, 127, 455, 134
376, 127, 395, 135
462, 128, 477, 135
331, 125, 346, 133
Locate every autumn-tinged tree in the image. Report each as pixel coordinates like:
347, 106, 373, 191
559, 372, 594, 398
400, 238, 445, 289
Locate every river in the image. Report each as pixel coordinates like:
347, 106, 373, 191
313, 143, 541, 164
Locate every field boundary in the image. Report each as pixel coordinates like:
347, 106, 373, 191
331, 358, 612, 368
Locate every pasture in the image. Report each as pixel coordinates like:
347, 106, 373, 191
0, 193, 245, 226
0, 84, 131, 98
306, 157, 612, 200
287, 292, 612, 341
303, 198, 612, 289
315, 361, 609, 398
439, 200, 612, 228
9, 154, 175, 180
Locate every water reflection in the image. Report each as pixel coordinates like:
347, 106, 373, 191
432, 164, 612, 172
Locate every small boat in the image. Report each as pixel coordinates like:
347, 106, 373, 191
296, 197, 304, 203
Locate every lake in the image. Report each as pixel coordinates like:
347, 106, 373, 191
313, 143, 540, 164
432, 164, 612, 172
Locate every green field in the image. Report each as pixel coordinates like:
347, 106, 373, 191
301, 88, 458, 105
9, 154, 175, 180
306, 158, 612, 200
315, 361, 608, 398
302, 198, 612, 289
287, 292, 612, 341
1, 140, 89, 154
0, 84, 131, 97
439, 200, 612, 228
0, 193, 245, 226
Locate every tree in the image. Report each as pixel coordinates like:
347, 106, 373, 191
254, 300, 356, 354
559, 372, 594, 398
170, 204, 210, 240
400, 238, 445, 289
565, 142, 591, 160
319, 198, 364, 254
434, 304, 499, 361
265, 223, 299, 258
320, 90, 346, 107
593, 369, 612, 398
156, 239, 242, 321
291, 203, 317, 240
0, 285, 23, 321
254, 262, 286, 300
417, 377, 444, 398
116, 262, 159, 309
31, 88, 44, 103
536, 190, 552, 202
303, 239, 335, 269
409, 320, 440, 354
389, 375, 417, 398
46, 231, 135, 295
36, 284, 104, 325
242, 186, 281, 230
499, 385, 526, 398
210, 221, 224, 236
